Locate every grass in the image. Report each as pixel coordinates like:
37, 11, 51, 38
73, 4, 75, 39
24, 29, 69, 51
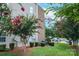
0, 43, 75, 56
0, 48, 17, 56
31, 43, 75, 56
0, 52, 17, 56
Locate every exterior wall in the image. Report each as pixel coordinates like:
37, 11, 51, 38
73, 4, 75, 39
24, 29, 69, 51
0, 35, 16, 48
37, 5, 45, 41
7, 3, 37, 17
0, 35, 25, 48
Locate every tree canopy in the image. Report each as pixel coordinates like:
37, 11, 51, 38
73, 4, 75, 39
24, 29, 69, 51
54, 4, 79, 40
0, 3, 37, 45
46, 3, 79, 45
0, 3, 11, 35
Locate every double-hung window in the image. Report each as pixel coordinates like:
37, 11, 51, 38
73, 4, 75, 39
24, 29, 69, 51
0, 36, 6, 42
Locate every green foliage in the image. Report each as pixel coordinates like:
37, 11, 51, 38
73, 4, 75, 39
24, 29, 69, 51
0, 44, 6, 50
62, 17, 79, 40
9, 43, 15, 50
54, 4, 79, 40
55, 43, 70, 50
55, 3, 79, 19
45, 27, 55, 42
12, 16, 37, 36
0, 3, 10, 12
30, 42, 34, 47
0, 3, 37, 45
0, 3, 11, 35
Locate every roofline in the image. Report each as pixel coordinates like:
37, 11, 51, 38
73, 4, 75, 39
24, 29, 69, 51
35, 3, 44, 12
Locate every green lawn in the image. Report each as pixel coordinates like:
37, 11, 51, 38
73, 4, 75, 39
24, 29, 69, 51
0, 43, 75, 56
31, 43, 75, 56
0, 52, 17, 56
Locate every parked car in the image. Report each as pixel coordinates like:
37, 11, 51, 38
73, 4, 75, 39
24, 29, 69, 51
51, 38, 59, 43
51, 38, 69, 44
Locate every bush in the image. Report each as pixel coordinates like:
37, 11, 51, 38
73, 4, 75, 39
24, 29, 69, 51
40, 42, 45, 47
69, 42, 72, 45
5, 48, 10, 51
35, 42, 39, 47
9, 43, 15, 50
48, 42, 54, 46
30, 42, 34, 47
0, 44, 6, 51
69, 40, 72, 45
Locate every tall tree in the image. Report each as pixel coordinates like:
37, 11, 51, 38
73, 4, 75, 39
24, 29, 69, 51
54, 4, 79, 46
46, 3, 79, 45
10, 16, 37, 46
0, 3, 37, 46
10, 16, 37, 54
0, 3, 11, 35
45, 27, 55, 42
46, 4, 79, 55
0, 3, 37, 48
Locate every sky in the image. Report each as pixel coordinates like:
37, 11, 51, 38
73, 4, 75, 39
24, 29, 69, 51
38, 3, 61, 28
38, 3, 50, 10
38, 3, 62, 10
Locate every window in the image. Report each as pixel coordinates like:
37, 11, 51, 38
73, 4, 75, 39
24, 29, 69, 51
0, 36, 6, 42
30, 6, 33, 15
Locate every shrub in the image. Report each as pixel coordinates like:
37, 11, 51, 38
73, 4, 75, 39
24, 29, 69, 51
5, 48, 10, 51
0, 44, 6, 51
40, 42, 45, 47
30, 42, 34, 47
9, 43, 15, 50
48, 42, 54, 46
35, 42, 39, 47
69, 40, 72, 45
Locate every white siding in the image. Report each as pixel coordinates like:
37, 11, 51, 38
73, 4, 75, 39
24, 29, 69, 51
7, 3, 38, 18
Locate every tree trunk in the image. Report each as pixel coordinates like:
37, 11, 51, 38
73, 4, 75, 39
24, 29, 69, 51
20, 37, 28, 55
72, 40, 79, 56
72, 40, 78, 46
13, 35, 18, 47
69, 40, 72, 45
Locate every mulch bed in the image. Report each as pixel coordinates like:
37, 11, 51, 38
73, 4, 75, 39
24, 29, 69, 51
0, 46, 32, 56
9, 46, 32, 56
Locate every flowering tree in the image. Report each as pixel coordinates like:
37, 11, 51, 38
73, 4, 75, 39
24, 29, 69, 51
10, 16, 37, 46
0, 3, 37, 46
0, 4, 42, 54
